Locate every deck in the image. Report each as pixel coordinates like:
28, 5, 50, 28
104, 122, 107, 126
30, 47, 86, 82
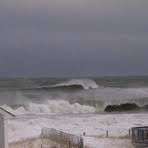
132, 126, 148, 148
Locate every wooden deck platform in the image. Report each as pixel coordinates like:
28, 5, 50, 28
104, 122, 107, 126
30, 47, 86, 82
132, 126, 148, 148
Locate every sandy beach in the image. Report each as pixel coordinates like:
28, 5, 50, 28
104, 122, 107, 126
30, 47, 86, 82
7, 112, 148, 148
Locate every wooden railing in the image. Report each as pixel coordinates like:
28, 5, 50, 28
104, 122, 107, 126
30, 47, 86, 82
41, 128, 84, 148
132, 126, 148, 147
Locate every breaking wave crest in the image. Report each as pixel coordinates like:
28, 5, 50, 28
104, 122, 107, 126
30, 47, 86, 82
19, 79, 98, 91
50, 79, 98, 90
2, 100, 96, 115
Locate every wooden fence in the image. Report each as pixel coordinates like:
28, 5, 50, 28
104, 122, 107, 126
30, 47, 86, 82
41, 128, 84, 148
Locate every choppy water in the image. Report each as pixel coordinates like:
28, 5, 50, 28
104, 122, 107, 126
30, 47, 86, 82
1, 76, 148, 114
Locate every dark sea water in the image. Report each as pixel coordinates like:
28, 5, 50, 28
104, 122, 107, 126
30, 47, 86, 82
0, 76, 148, 113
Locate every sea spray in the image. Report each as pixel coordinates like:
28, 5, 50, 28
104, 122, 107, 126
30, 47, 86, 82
2, 100, 96, 115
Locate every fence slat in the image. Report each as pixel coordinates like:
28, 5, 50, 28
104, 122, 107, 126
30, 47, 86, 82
41, 127, 84, 148
132, 126, 148, 147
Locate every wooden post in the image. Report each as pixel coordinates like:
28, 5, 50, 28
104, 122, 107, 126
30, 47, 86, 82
142, 130, 144, 142
129, 129, 131, 137
0, 115, 8, 148
0, 108, 15, 148
106, 130, 109, 138
80, 137, 84, 148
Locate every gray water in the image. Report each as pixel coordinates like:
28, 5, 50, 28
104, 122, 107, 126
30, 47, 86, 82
0, 76, 148, 111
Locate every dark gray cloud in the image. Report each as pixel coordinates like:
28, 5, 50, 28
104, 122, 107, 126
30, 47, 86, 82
0, 0, 148, 77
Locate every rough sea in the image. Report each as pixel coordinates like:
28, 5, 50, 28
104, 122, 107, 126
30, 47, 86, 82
1, 76, 148, 113
1, 76, 148, 147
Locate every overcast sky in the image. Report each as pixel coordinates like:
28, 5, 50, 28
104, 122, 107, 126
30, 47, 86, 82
0, 0, 148, 77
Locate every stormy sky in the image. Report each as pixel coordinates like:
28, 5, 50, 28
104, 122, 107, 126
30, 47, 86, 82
0, 0, 148, 77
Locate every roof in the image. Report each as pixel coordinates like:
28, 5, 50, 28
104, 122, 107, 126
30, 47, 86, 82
0, 106, 15, 117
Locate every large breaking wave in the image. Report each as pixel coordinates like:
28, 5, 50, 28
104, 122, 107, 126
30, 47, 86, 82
2, 100, 96, 115
23, 79, 99, 90
1, 78, 148, 114
51, 79, 98, 90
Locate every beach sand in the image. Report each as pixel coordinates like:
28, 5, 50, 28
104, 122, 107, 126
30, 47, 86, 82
7, 112, 148, 148
9, 137, 134, 148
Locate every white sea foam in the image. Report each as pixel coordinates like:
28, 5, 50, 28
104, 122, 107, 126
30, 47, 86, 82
84, 137, 134, 148
1, 78, 148, 147
2, 100, 96, 115
89, 87, 148, 106
1, 83, 148, 110
2, 104, 27, 115
8, 112, 147, 147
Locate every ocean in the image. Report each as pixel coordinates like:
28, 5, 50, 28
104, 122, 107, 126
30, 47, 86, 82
1, 76, 148, 113
1, 76, 148, 147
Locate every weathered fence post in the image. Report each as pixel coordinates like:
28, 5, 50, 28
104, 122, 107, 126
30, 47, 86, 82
129, 129, 131, 137
106, 130, 109, 138
79, 137, 84, 148
142, 130, 144, 142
